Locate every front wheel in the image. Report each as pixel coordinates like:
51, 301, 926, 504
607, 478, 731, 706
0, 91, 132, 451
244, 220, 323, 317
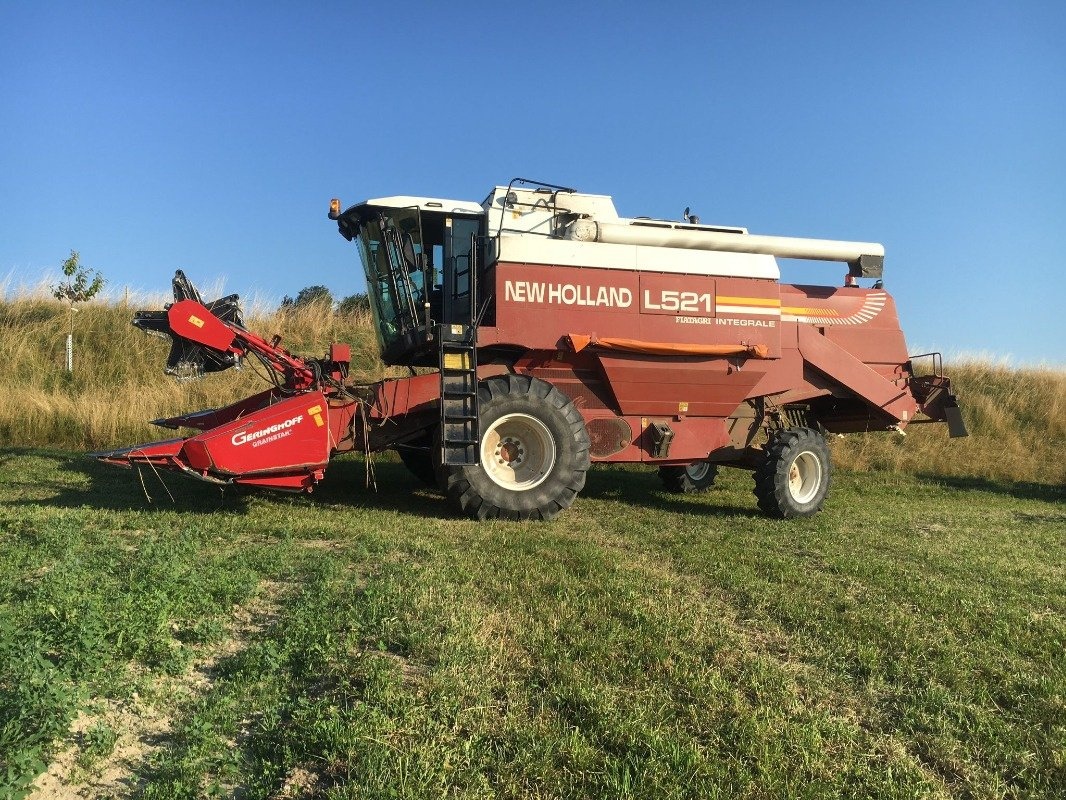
658, 462, 719, 494
753, 427, 831, 518
442, 374, 590, 521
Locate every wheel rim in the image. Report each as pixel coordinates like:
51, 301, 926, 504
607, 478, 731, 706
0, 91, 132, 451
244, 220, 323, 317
481, 413, 556, 491
686, 463, 712, 481
787, 451, 822, 504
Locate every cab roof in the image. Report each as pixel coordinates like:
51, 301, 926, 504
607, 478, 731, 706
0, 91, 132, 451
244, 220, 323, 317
354, 195, 484, 215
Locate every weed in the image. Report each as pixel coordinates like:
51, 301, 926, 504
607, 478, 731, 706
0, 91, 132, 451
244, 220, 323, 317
73, 722, 119, 774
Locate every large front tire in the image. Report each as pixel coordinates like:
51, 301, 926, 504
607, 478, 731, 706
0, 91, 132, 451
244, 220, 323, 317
753, 427, 832, 518
443, 374, 590, 521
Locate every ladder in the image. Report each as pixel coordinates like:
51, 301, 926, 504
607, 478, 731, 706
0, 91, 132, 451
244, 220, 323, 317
438, 323, 480, 466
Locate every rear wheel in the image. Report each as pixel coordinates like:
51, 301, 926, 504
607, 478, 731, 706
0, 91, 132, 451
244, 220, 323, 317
443, 374, 590, 521
753, 427, 831, 518
658, 462, 719, 493
396, 435, 438, 488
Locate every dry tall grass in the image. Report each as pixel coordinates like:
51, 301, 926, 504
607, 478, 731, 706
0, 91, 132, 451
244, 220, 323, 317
2, 296, 1062, 486
0, 296, 380, 451
831, 360, 1066, 485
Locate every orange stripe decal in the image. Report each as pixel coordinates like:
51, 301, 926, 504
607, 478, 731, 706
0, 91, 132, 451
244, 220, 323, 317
716, 296, 781, 307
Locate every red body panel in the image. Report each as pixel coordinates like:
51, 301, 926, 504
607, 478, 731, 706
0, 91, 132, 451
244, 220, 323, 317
481, 262, 920, 444
593, 353, 761, 418
181, 392, 331, 476
486, 263, 782, 357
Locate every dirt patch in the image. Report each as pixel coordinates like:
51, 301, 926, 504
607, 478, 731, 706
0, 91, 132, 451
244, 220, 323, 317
270, 764, 330, 799
28, 696, 170, 800
296, 538, 346, 551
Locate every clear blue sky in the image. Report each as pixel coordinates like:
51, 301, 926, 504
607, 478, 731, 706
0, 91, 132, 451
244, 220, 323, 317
2, 1, 1063, 365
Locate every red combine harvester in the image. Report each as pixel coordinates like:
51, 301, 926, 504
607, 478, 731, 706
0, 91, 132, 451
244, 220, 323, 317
95, 179, 967, 519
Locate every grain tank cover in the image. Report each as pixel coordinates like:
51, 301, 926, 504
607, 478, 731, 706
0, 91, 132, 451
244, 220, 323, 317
482, 185, 884, 279
483, 186, 781, 281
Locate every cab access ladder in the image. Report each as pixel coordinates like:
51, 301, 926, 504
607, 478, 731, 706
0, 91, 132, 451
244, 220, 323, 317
438, 323, 480, 466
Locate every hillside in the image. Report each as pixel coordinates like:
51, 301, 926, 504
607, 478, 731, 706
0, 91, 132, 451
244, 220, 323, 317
1, 296, 1062, 486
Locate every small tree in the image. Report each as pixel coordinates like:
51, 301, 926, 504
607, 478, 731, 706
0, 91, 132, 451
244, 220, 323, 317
51, 250, 105, 373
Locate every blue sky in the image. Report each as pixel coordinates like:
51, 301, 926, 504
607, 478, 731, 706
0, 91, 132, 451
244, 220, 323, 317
2, 1, 1063, 365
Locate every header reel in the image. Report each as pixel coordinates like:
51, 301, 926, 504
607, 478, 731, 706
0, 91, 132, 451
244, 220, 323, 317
133, 270, 245, 379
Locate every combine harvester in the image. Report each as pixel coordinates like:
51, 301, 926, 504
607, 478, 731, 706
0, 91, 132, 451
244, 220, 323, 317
96, 179, 967, 520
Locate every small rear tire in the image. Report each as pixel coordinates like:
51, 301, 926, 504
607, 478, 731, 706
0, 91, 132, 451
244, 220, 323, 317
658, 462, 719, 494
442, 374, 590, 521
753, 427, 831, 518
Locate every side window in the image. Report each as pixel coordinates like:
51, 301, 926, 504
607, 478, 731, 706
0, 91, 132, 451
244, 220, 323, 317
444, 216, 483, 324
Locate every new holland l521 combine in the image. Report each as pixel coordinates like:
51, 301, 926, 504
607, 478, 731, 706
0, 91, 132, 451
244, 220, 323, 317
96, 179, 967, 520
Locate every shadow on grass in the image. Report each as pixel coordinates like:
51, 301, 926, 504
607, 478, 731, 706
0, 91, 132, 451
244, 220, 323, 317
0, 447, 455, 519
297, 456, 454, 520
0, 446, 246, 514
912, 472, 1065, 504
0, 447, 767, 521
580, 465, 765, 520
286, 460, 767, 521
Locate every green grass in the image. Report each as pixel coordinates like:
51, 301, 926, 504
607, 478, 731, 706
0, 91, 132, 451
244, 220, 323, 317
2, 449, 1063, 798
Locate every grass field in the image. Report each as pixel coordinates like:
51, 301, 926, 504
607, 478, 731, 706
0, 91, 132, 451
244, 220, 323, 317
1, 295, 1064, 798
2, 449, 1063, 799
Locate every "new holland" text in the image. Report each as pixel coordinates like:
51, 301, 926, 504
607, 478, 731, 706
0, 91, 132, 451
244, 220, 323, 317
504, 280, 633, 308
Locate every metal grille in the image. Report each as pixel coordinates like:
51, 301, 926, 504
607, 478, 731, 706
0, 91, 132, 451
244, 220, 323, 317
586, 417, 633, 457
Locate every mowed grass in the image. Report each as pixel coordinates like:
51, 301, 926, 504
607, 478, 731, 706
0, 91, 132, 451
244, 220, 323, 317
1, 449, 1063, 799
2, 294, 1064, 797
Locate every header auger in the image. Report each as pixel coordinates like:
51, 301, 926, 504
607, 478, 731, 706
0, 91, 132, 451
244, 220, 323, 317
95, 179, 966, 520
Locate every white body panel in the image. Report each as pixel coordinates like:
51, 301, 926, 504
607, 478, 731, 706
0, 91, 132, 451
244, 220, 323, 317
355, 186, 877, 281
493, 235, 780, 280
483, 186, 621, 237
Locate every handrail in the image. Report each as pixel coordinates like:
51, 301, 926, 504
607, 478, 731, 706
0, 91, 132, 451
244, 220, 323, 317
495, 177, 577, 239
908, 352, 944, 378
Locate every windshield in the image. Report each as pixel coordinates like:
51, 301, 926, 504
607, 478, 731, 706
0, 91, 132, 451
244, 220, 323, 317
355, 208, 429, 357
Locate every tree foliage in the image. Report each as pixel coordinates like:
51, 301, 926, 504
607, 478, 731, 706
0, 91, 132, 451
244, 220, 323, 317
281, 285, 334, 310
336, 292, 370, 316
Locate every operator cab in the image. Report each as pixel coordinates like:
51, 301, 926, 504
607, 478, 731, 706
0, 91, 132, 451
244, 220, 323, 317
332, 195, 486, 365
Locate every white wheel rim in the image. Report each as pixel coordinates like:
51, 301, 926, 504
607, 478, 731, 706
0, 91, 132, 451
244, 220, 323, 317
481, 413, 556, 491
686, 463, 711, 481
787, 451, 822, 504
